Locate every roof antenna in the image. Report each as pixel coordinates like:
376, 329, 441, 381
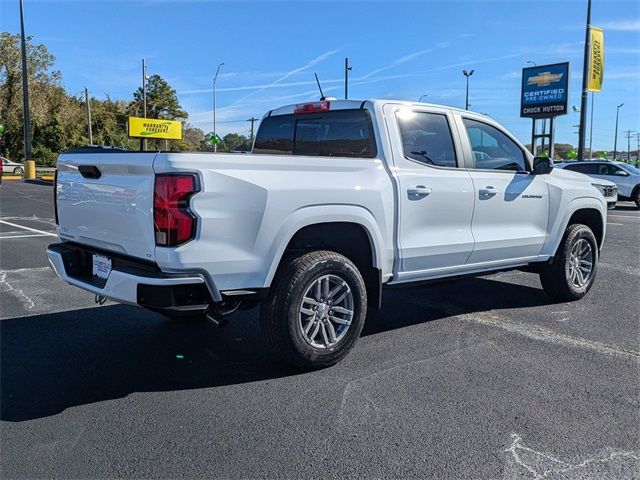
314, 73, 326, 100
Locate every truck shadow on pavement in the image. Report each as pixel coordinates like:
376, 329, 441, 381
1, 276, 551, 422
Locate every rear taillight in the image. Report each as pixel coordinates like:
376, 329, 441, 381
53, 170, 59, 225
153, 174, 199, 247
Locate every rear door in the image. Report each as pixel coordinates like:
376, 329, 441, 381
383, 104, 475, 275
457, 117, 549, 264
56, 151, 158, 261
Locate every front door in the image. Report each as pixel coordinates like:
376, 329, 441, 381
383, 105, 475, 275
460, 117, 550, 264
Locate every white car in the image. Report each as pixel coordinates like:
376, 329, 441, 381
556, 160, 640, 208
48, 100, 608, 368
1, 156, 24, 175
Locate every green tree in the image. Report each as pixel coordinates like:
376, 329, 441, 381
0, 32, 61, 161
129, 74, 187, 120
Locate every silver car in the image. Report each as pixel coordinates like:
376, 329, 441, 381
1, 156, 24, 175
556, 160, 639, 208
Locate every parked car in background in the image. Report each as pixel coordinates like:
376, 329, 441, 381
1, 156, 24, 175
555, 160, 640, 208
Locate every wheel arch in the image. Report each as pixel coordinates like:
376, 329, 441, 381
264, 207, 386, 309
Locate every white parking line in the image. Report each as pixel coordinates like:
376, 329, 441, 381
609, 215, 640, 219
606, 223, 624, 226
0, 234, 51, 239
0, 219, 57, 237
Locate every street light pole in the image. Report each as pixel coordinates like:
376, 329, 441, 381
418, 94, 428, 102
577, 0, 592, 161
463, 69, 474, 110
344, 57, 352, 100
588, 92, 594, 159
84, 87, 93, 145
19, 0, 32, 165
213, 62, 224, 153
613, 103, 623, 160
141, 58, 148, 151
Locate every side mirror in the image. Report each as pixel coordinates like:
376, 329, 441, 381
532, 156, 553, 175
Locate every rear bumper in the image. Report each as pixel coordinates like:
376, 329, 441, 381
47, 242, 220, 315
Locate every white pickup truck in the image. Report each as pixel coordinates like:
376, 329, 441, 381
48, 99, 609, 368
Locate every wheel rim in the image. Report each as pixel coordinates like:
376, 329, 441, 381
298, 274, 354, 349
567, 238, 593, 288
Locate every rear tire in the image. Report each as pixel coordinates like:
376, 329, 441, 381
260, 250, 367, 369
13, 167, 23, 175
539, 224, 598, 301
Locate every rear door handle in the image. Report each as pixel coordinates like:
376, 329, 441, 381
407, 186, 432, 197
479, 186, 497, 196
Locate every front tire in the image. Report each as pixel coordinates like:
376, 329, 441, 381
634, 189, 640, 209
261, 250, 367, 369
539, 224, 598, 301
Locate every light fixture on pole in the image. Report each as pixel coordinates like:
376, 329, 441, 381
213, 62, 224, 153
462, 69, 474, 110
613, 103, 623, 160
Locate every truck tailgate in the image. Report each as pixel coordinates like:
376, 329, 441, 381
56, 151, 158, 261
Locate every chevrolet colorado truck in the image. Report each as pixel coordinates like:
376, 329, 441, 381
48, 100, 608, 368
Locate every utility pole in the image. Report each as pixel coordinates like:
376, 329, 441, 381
588, 92, 594, 159
247, 117, 259, 146
84, 87, 93, 145
624, 130, 634, 162
577, 0, 592, 161
636, 132, 640, 165
463, 69, 474, 110
613, 103, 623, 160
344, 58, 352, 99
141, 59, 147, 151
213, 62, 224, 153
19, 0, 32, 165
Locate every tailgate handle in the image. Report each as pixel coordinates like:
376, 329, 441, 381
78, 165, 102, 179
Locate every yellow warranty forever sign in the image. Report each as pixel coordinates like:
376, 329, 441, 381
588, 27, 604, 92
128, 117, 183, 140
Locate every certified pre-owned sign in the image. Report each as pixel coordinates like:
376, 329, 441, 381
520, 62, 569, 119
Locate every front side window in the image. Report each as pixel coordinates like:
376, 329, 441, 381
253, 109, 376, 158
397, 111, 457, 168
462, 118, 527, 172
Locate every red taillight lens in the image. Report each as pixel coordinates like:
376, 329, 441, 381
294, 101, 330, 115
53, 170, 59, 225
153, 174, 198, 247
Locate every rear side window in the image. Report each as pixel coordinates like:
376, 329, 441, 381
564, 163, 598, 174
253, 109, 376, 158
397, 111, 457, 168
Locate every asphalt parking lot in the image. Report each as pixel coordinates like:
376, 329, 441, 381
1, 180, 639, 479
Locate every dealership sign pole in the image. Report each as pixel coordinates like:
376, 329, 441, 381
521, 62, 570, 160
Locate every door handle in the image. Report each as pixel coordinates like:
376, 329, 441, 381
407, 186, 432, 197
479, 186, 497, 196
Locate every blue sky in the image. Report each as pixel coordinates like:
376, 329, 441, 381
1, 0, 639, 150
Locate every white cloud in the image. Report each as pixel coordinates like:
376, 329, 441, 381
600, 20, 640, 31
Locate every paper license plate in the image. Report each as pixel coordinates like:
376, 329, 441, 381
92, 254, 112, 279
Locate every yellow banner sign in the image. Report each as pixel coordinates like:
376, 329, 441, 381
128, 117, 182, 140
588, 27, 604, 92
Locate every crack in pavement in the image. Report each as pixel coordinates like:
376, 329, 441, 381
504, 433, 639, 479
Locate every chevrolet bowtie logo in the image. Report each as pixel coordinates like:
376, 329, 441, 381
527, 72, 564, 87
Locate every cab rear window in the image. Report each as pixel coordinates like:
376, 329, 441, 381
253, 109, 377, 158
